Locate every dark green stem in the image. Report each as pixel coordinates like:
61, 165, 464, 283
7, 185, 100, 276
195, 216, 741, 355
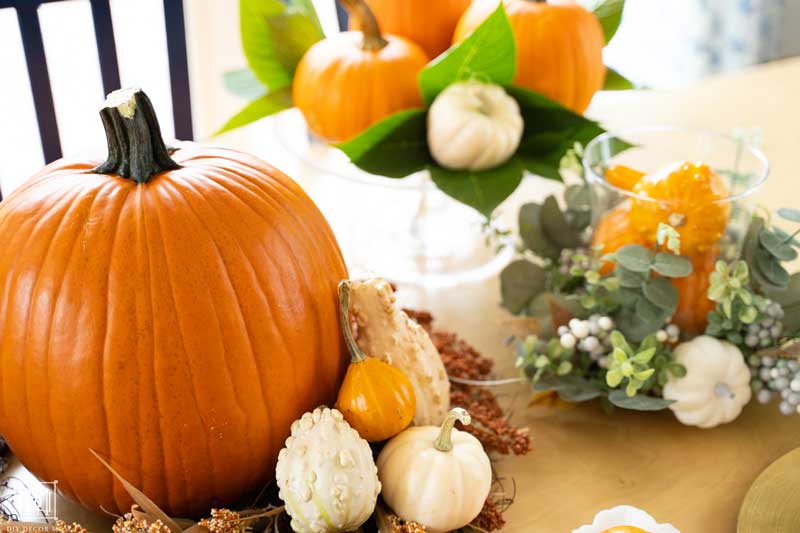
339, 280, 367, 363
93, 87, 180, 184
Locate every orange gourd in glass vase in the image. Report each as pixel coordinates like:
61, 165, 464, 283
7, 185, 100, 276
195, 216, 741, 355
354, 0, 470, 58
454, 0, 606, 113
293, 0, 429, 142
0, 88, 349, 516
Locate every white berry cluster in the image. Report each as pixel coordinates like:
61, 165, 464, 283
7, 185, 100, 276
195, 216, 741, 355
558, 315, 614, 360
744, 301, 784, 348
655, 324, 681, 344
749, 355, 800, 416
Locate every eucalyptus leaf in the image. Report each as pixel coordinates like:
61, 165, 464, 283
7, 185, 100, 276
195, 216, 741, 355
533, 376, 603, 402
215, 89, 292, 135
643, 277, 678, 311
616, 310, 662, 343
607, 390, 673, 411
429, 158, 525, 218
636, 295, 666, 322
652, 252, 693, 277
528, 292, 584, 337
501, 260, 547, 314
778, 207, 800, 223
764, 272, 800, 308
541, 196, 583, 249
418, 3, 516, 105
337, 109, 432, 178
614, 244, 652, 273
760, 229, 798, 261
615, 266, 648, 288
519, 203, 560, 259
603, 66, 634, 90
755, 248, 790, 288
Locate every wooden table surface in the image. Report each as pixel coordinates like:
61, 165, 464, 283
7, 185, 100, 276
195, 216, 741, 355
4, 58, 800, 532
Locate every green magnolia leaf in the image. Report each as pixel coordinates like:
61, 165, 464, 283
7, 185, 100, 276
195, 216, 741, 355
603, 66, 634, 90
506, 85, 604, 181
267, 8, 324, 74
608, 390, 673, 411
591, 0, 625, 43
501, 260, 547, 314
614, 244, 652, 273
288, 0, 323, 33
651, 252, 693, 277
215, 89, 292, 134
755, 248, 790, 288
760, 229, 798, 261
643, 277, 678, 311
519, 203, 560, 259
223, 69, 267, 100
418, 3, 516, 105
239, 0, 322, 92
429, 158, 525, 218
337, 109, 432, 178
778, 207, 800, 223
541, 196, 583, 249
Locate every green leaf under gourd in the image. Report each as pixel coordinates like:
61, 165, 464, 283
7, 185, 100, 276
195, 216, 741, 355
428, 158, 524, 218
588, 0, 626, 44
603, 66, 635, 91
418, 3, 516, 105
216, 89, 292, 135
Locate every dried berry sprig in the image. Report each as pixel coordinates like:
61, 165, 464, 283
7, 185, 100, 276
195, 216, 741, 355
405, 309, 532, 456
112, 513, 171, 533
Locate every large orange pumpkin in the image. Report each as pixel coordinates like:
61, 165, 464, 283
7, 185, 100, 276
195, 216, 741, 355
454, 0, 606, 114
354, 0, 470, 58
0, 88, 348, 516
293, 0, 428, 142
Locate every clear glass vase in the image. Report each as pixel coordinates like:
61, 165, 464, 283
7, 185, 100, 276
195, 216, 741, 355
271, 110, 514, 287
583, 126, 769, 332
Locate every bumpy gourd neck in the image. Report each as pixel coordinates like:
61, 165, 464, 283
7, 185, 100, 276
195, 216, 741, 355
339, 280, 368, 363
94, 87, 180, 184
433, 408, 471, 452
341, 0, 388, 52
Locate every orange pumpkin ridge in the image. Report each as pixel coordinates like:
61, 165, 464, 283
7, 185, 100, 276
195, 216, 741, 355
0, 88, 349, 516
355, 0, 470, 58
454, 0, 606, 113
293, 0, 429, 142
671, 246, 720, 334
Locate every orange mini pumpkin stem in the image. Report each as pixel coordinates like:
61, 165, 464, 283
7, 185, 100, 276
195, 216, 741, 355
94, 87, 180, 184
338, 280, 368, 363
340, 0, 388, 51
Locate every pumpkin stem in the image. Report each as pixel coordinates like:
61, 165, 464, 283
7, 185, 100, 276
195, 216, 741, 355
433, 408, 471, 452
340, 0, 388, 51
94, 87, 180, 184
338, 280, 368, 364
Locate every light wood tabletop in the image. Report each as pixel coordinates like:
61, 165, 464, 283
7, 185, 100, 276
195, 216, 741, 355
4, 57, 800, 532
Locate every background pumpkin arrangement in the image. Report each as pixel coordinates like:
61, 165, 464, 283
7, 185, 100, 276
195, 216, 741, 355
0, 88, 530, 533
499, 139, 800, 427
220, 0, 629, 219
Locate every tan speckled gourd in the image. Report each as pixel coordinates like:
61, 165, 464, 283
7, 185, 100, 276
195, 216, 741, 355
347, 279, 450, 425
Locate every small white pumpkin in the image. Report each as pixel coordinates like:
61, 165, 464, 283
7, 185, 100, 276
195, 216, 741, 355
427, 80, 523, 171
276, 407, 381, 533
572, 505, 680, 533
663, 335, 752, 429
376, 408, 492, 533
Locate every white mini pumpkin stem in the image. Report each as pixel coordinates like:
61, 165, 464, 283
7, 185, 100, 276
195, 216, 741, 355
434, 408, 471, 452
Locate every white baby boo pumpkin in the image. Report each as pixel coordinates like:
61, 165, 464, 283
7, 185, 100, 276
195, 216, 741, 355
276, 407, 380, 533
376, 408, 492, 533
427, 81, 523, 171
663, 335, 751, 429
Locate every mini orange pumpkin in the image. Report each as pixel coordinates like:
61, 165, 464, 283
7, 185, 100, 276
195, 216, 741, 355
355, 0, 470, 58
454, 0, 606, 113
600, 528, 652, 533
335, 280, 416, 441
0, 88, 348, 516
671, 246, 719, 334
293, 0, 428, 142
591, 203, 648, 275
629, 161, 730, 255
